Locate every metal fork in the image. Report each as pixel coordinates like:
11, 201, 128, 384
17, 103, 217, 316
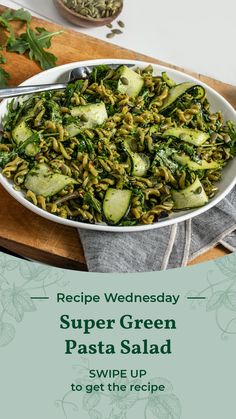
0, 63, 134, 99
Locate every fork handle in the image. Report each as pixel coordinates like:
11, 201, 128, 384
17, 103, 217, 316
0, 83, 67, 99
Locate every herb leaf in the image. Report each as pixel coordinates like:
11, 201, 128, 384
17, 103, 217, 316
89, 64, 110, 83
1, 8, 31, 23
7, 27, 63, 57
35, 27, 63, 49
0, 15, 16, 45
0, 150, 17, 167
0, 54, 6, 64
0, 67, 10, 87
224, 121, 236, 155
7, 33, 28, 54
83, 192, 102, 213
26, 24, 58, 70
1, 9, 62, 80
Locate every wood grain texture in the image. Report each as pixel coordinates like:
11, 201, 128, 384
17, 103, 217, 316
0, 6, 234, 270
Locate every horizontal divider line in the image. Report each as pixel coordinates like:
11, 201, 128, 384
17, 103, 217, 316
30, 297, 50, 300
187, 296, 206, 300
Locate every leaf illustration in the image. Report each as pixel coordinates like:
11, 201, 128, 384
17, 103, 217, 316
149, 378, 173, 394
83, 393, 101, 411
109, 377, 138, 410
88, 409, 102, 419
0, 322, 15, 347
1, 288, 36, 322
224, 292, 236, 311
73, 357, 90, 376
109, 408, 126, 419
147, 394, 181, 419
4, 259, 19, 271
147, 401, 169, 419
116, 392, 138, 410
224, 318, 236, 334
19, 262, 49, 282
0, 254, 19, 274
206, 291, 225, 312
0, 272, 6, 287
75, 377, 92, 388
215, 256, 236, 280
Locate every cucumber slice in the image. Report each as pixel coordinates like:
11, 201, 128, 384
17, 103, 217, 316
124, 138, 150, 176
132, 153, 150, 176
103, 188, 132, 225
172, 177, 208, 209
25, 163, 77, 197
65, 123, 80, 138
117, 65, 144, 98
173, 154, 220, 171
163, 127, 209, 146
70, 102, 108, 129
12, 121, 39, 156
159, 82, 205, 114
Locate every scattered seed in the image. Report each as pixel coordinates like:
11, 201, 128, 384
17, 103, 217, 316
118, 20, 125, 28
223, 133, 231, 143
194, 186, 202, 195
111, 29, 123, 34
210, 132, 218, 142
80, 113, 88, 122
120, 77, 129, 85
106, 23, 113, 28
106, 32, 115, 39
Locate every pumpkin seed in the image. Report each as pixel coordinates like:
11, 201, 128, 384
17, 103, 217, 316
118, 20, 125, 28
194, 186, 202, 195
111, 29, 123, 34
120, 77, 129, 85
80, 114, 89, 122
106, 32, 115, 38
223, 133, 231, 143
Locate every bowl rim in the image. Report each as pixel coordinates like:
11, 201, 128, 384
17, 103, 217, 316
0, 58, 236, 233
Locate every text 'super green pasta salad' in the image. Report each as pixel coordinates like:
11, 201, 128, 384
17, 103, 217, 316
0, 65, 236, 226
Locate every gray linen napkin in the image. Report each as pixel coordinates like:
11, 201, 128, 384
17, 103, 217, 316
78, 187, 236, 273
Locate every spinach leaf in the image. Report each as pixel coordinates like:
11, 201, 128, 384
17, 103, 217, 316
182, 143, 195, 157
89, 64, 110, 83
45, 100, 62, 123
0, 133, 39, 167
84, 136, 95, 156
0, 150, 17, 167
119, 219, 137, 226
153, 146, 178, 172
83, 192, 102, 213
63, 80, 84, 107
224, 121, 236, 155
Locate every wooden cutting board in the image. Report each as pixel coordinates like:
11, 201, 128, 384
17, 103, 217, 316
0, 6, 234, 270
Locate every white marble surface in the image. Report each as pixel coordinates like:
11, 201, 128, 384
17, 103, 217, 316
1, 0, 236, 85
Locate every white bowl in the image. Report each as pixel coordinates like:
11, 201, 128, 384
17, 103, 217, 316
0, 59, 236, 232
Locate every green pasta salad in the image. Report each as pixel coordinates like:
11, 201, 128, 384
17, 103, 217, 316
0, 64, 235, 226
